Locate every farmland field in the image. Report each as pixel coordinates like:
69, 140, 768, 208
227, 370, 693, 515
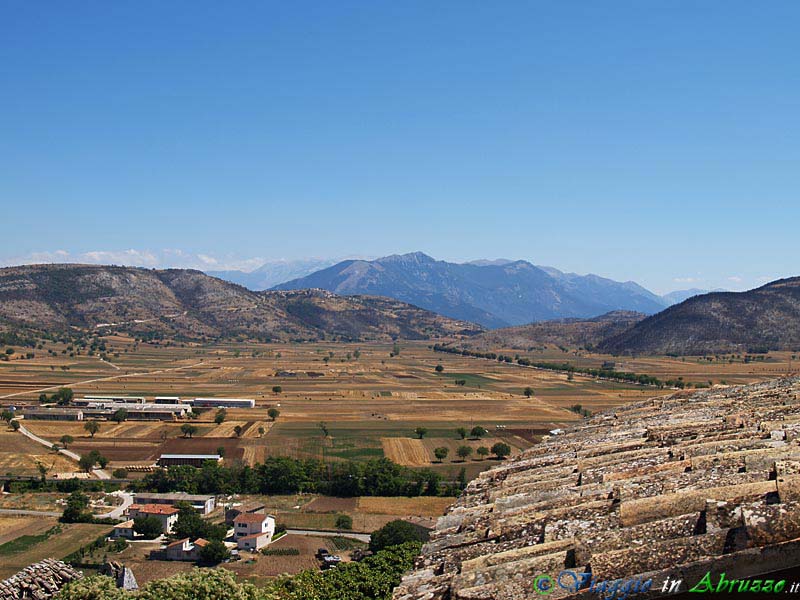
0, 519, 112, 579
2, 338, 797, 478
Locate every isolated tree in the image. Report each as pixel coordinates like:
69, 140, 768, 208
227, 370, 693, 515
391, 342, 401, 356
457, 445, 473, 461
214, 409, 227, 425
257, 426, 266, 437
9, 419, 20, 432
491, 442, 512, 459
61, 491, 91, 523
455, 427, 467, 440
267, 407, 280, 421
523, 386, 534, 398
38, 392, 49, 403
476, 446, 490, 460
470, 426, 487, 439
369, 519, 427, 553
78, 453, 96, 472
414, 427, 428, 439
433, 447, 449, 462
36, 460, 49, 482
84, 420, 100, 438
353, 349, 361, 359
111, 408, 128, 423
187, 409, 199, 420
272, 385, 282, 394
53, 387, 74, 405
335, 514, 353, 530
133, 516, 163, 539
233, 425, 243, 437
318, 421, 329, 437
435, 364, 444, 373
0, 409, 13, 423
216, 446, 226, 458
199, 539, 230, 564
181, 423, 197, 438
97, 454, 109, 469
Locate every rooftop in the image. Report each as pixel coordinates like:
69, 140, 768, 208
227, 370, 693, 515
234, 512, 270, 524
239, 532, 271, 541
135, 492, 214, 502
113, 520, 134, 528
129, 504, 179, 516
158, 454, 222, 460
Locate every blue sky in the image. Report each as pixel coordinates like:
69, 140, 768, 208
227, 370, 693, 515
1, 2, 798, 294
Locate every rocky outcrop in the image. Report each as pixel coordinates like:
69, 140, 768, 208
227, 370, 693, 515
0, 559, 82, 599
0, 264, 481, 341
394, 378, 800, 600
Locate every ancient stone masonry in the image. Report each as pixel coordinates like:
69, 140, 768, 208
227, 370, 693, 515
393, 378, 800, 600
0, 559, 82, 599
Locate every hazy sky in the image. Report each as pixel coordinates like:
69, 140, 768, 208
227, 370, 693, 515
2, 2, 798, 294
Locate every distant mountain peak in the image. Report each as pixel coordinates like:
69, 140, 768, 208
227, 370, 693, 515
377, 251, 436, 264
274, 253, 666, 328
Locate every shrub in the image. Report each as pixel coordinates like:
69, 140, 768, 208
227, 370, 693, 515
369, 520, 429, 553
335, 514, 353, 530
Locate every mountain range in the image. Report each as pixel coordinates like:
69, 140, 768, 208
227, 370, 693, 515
271, 252, 668, 328
0, 264, 480, 342
207, 258, 342, 291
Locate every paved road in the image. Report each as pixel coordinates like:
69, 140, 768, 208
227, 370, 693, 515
0, 508, 61, 517
17, 423, 111, 479
96, 490, 133, 519
286, 529, 371, 543
0, 493, 132, 520
0, 359, 206, 400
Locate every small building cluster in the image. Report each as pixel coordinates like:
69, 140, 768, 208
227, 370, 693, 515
134, 492, 216, 514
21, 395, 256, 421
164, 537, 209, 561
157, 454, 223, 468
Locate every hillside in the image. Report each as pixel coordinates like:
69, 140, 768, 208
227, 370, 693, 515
600, 277, 800, 355
395, 377, 800, 599
273, 252, 665, 328
464, 310, 646, 351
0, 264, 481, 342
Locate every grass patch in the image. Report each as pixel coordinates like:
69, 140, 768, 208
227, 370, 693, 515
439, 372, 498, 387
329, 536, 367, 551
0, 525, 62, 556
327, 447, 384, 460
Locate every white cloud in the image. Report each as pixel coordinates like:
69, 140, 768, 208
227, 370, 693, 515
0, 249, 269, 272
727, 275, 743, 283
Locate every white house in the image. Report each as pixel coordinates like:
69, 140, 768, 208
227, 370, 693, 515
233, 512, 275, 551
111, 520, 135, 540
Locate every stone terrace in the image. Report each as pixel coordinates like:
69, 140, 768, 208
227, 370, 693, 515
394, 377, 800, 600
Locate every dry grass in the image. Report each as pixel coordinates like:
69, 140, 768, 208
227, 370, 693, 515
0, 429, 77, 475
356, 496, 453, 516
0, 521, 112, 579
381, 437, 429, 466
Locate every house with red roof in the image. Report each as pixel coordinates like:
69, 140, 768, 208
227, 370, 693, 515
127, 503, 180, 534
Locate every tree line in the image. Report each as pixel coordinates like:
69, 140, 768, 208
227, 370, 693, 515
431, 344, 692, 388
134, 456, 464, 498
